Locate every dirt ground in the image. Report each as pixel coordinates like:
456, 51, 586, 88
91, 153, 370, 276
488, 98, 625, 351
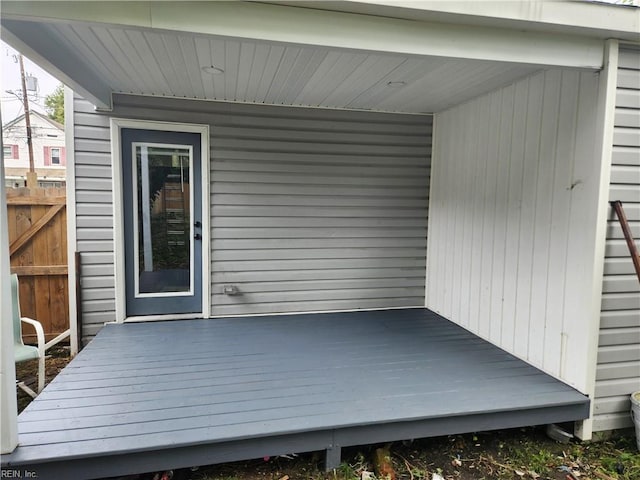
165, 429, 639, 480
15, 345, 71, 412
15, 352, 640, 480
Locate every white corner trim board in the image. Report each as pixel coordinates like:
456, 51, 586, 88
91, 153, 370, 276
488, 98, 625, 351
64, 87, 79, 355
574, 39, 620, 442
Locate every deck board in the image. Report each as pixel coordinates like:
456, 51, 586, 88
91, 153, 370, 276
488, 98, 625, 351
2, 309, 589, 479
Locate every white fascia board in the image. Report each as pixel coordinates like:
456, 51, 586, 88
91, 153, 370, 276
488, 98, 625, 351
337, 1, 640, 40
0, 19, 112, 110
0, 1, 154, 27
1, 1, 604, 69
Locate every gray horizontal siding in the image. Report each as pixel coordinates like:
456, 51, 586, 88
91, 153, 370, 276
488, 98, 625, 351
73, 93, 431, 331
594, 47, 640, 433
73, 96, 116, 343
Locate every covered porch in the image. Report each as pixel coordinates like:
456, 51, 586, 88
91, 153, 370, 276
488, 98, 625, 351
2, 0, 631, 469
2, 309, 589, 480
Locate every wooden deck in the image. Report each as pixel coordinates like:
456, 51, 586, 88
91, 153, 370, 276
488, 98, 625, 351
2, 309, 589, 480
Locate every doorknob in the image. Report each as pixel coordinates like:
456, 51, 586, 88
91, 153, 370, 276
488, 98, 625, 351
194, 233, 202, 240
194, 221, 202, 228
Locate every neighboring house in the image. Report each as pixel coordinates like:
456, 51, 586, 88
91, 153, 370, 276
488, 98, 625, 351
0, 0, 639, 474
2, 110, 66, 187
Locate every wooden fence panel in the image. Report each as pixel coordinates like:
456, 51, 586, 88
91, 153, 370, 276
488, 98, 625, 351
6, 187, 69, 344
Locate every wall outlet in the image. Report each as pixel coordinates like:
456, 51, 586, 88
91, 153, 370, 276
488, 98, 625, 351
223, 285, 240, 296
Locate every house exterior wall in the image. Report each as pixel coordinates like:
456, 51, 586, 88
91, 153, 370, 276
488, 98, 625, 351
72, 94, 432, 339
594, 46, 640, 433
426, 68, 603, 395
2, 112, 66, 186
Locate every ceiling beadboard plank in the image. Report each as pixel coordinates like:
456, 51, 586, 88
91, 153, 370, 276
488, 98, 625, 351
244, 42, 271, 102
425, 64, 537, 113
91, 26, 152, 94
348, 57, 437, 110
210, 38, 227, 99
255, 44, 286, 103
51, 23, 121, 89
278, 47, 329, 106
124, 29, 173, 95
145, 31, 185, 97
313, 52, 371, 107
293, 51, 346, 105
346, 57, 419, 109
390, 60, 479, 112
141, 30, 178, 97
373, 57, 457, 111
322, 54, 406, 107
111, 28, 162, 95
406, 61, 498, 112
264, 46, 302, 104
178, 35, 207, 99
236, 41, 256, 102
194, 36, 216, 99
273, 46, 309, 105
71, 24, 137, 91
224, 39, 241, 100
161, 33, 194, 98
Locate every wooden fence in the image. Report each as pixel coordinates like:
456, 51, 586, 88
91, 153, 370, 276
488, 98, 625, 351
7, 187, 68, 344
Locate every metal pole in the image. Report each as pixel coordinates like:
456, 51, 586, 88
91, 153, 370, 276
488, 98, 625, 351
611, 200, 640, 283
19, 54, 37, 188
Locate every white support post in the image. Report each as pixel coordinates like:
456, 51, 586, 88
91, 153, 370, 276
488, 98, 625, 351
574, 39, 620, 441
64, 86, 79, 355
1, 144, 19, 454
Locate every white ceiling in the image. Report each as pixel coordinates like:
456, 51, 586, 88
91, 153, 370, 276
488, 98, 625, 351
40, 20, 546, 114
27, 20, 542, 114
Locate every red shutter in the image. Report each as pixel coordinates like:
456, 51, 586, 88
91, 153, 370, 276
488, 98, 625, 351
60, 147, 66, 166
44, 146, 51, 166
11, 144, 18, 159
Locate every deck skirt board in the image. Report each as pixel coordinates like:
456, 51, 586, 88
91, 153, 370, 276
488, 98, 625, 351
3, 309, 589, 480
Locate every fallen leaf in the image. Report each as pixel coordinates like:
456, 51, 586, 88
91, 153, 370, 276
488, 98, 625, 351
528, 471, 540, 479
361, 471, 375, 480
515, 469, 525, 476
451, 458, 462, 467
432, 473, 445, 480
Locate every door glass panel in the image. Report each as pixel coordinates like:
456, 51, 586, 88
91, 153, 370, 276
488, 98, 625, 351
135, 144, 192, 295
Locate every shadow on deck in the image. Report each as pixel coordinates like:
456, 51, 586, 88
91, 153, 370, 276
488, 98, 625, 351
1, 309, 589, 480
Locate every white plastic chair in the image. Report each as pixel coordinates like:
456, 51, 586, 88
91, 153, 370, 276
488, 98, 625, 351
11, 274, 45, 397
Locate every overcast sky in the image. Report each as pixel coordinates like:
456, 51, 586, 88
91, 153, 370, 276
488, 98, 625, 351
1, 40, 62, 125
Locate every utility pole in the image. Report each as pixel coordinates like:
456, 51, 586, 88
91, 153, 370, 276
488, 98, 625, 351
18, 54, 37, 188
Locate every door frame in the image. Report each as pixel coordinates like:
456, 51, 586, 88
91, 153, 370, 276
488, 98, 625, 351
111, 118, 210, 323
